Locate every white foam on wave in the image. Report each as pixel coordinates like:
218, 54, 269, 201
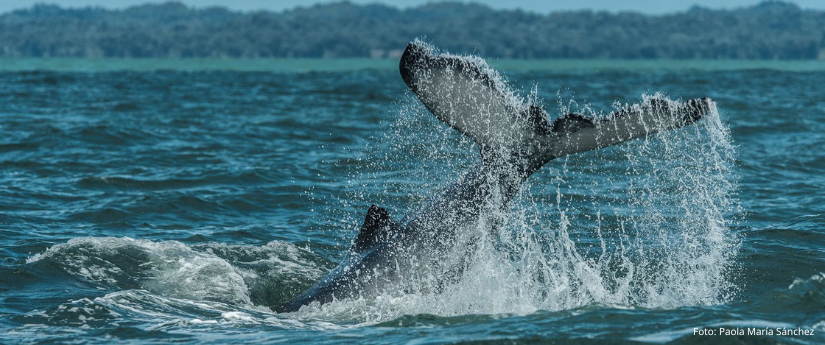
195, 240, 329, 284
28, 237, 252, 305
90, 289, 347, 331
27, 237, 327, 308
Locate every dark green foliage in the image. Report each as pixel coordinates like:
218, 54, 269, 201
1, 1, 823, 59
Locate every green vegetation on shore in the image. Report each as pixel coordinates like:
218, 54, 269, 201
1, 1, 824, 59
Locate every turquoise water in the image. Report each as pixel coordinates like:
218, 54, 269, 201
0, 60, 823, 344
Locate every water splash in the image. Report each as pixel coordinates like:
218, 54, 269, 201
316, 90, 739, 322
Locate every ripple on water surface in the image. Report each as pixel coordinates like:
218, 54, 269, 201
0, 67, 824, 344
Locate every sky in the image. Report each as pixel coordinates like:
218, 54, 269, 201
2, 0, 825, 15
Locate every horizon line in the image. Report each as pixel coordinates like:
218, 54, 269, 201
0, 0, 814, 17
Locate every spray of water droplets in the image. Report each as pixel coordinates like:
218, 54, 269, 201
312, 85, 739, 322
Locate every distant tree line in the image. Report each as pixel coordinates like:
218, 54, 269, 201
1, 1, 824, 59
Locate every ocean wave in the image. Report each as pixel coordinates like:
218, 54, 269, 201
26, 237, 329, 309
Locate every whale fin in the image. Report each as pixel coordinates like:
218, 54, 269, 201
546, 97, 712, 158
352, 204, 397, 252
399, 40, 714, 170
399, 40, 548, 155
551, 113, 596, 133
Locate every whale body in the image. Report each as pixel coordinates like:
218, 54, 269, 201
277, 40, 713, 313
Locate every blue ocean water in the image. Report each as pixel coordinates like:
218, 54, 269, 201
0, 61, 823, 344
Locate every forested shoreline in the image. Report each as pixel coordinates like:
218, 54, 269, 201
1, 1, 824, 59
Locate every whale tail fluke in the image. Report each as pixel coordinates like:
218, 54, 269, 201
545, 96, 714, 160
399, 40, 548, 159
399, 40, 714, 172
